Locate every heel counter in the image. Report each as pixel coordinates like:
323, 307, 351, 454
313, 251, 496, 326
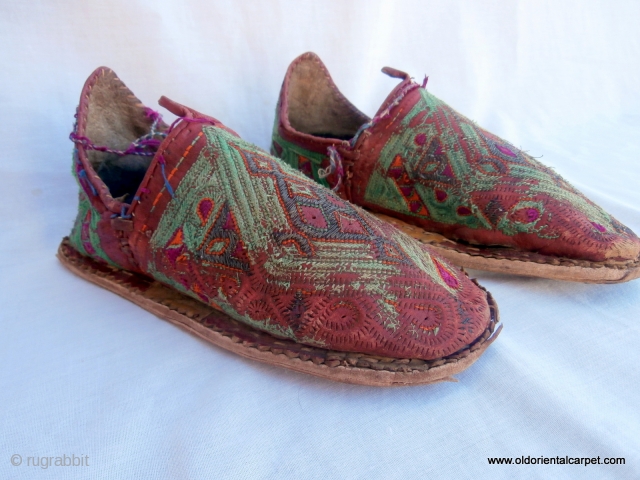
68, 191, 120, 267
68, 151, 125, 268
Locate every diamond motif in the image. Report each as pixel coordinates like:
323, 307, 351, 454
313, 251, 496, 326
297, 205, 328, 229
335, 212, 366, 234
286, 180, 318, 199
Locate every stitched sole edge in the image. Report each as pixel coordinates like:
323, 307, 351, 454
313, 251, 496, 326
373, 214, 640, 284
57, 238, 501, 387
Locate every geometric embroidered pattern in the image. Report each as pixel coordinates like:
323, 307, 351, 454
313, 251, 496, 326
362, 88, 639, 262
387, 154, 430, 217
362, 87, 634, 261
274, 84, 640, 263
265, 49, 640, 277
198, 203, 250, 272
65, 65, 498, 364
238, 146, 410, 264
144, 125, 491, 360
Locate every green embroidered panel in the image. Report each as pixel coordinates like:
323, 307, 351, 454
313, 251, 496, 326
363, 88, 617, 238
146, 126, 464, 339
271, 125, 331, 189
69, 154, 119, 267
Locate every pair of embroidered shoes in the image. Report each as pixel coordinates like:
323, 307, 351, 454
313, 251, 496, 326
58, 53, 640, 386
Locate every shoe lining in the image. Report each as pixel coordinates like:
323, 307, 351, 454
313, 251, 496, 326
287, 57, 369, 140
84, 72, 159, 202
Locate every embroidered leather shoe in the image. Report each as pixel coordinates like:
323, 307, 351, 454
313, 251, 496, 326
272, 52, 640, 283
58, 67, 500, 386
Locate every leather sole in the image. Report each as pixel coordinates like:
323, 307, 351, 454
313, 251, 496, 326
57, 237, 501, 387
374, 213, 640, 284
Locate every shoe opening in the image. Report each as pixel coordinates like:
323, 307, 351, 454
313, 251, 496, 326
286, 54, 370, 141
76, 69, 167, 203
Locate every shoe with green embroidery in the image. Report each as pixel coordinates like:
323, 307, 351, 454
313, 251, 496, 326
58, 67, 500, 386
272, 52, 640, 283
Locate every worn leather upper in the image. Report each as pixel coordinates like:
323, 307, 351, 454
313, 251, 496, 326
273, 52, 640, 263
68, 67, 493, 360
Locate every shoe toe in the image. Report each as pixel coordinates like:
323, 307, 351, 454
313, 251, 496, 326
388, 258, 492, 360
523, 202, 640, 262
271, 220, 494, 361
333, 228, 494, 361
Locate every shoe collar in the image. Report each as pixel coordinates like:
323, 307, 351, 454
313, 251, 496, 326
71, 67, 235, 217
277, 53, 423, 195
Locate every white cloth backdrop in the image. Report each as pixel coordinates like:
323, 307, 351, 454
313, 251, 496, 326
1, 1, 639, 478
